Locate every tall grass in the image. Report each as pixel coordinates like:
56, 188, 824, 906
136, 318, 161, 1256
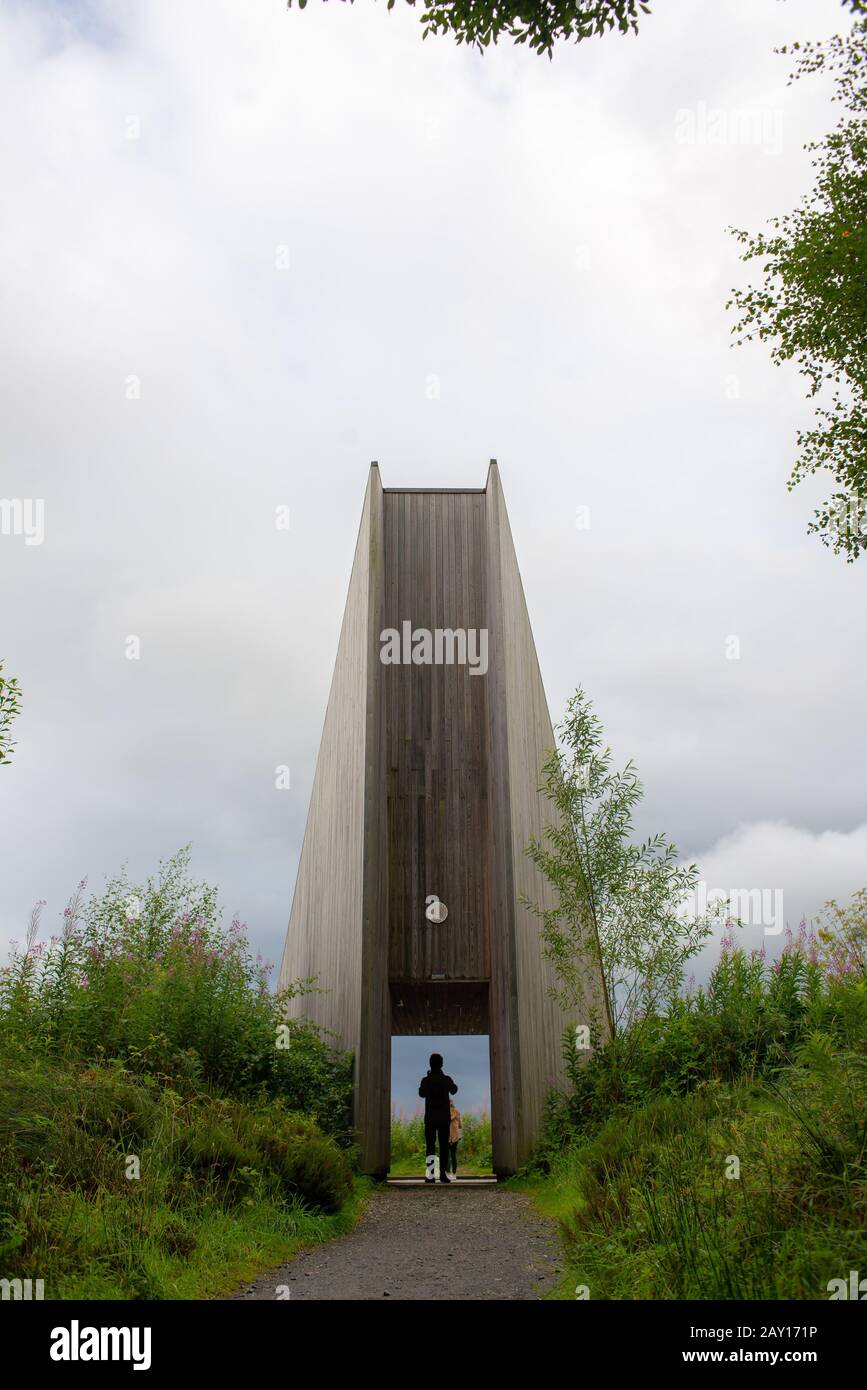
533, 1049, 867, 1300
0, 847, 353, 1140
390, 1109, 493, 1174
0, 1061, 360, 1299
0, 849, 359, 1299
544, 922, 866, 1147
523, 911, 867, 1300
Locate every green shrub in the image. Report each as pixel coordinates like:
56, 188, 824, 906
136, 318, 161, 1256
0, 851, 361, 1298
527, 920, 867, 1300
0, 1058, 360, 1298
543, 934, 867, 1153
268, 1133, 353, 1212
0, 849, 354, 1143
247, 1104, 353, 1211
546, 1047, 867, 1300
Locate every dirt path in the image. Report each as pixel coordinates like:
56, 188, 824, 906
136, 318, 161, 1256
225, 1181, 563, 1301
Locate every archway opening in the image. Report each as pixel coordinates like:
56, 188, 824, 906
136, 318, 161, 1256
389, 1032, 493, 1179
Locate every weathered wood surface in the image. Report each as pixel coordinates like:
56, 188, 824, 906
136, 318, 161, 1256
390, 981, 490, 1036
383, 489, 492, 987
280, 463, 610, 1175
358, 467, 389, 1173
276, 471, 375, 1061
487, 463, 612, 1166
483, 466, 521, 1173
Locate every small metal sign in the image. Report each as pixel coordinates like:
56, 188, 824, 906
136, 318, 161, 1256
425, 895, 448, 924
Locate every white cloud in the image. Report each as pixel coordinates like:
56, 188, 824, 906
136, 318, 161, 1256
684, 820, 867, 980
694, 819, 867, 927
1, 0, 864, 985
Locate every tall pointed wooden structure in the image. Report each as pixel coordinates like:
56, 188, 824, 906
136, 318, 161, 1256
278, 462, 610, 1174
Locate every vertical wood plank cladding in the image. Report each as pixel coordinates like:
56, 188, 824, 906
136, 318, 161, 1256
384, 491, 492, 987
488, 464, 612, 1169
390, 982, 490, 1036
280, 464, 606, 1176
277, 470, 375, 1075
358, 467, 389, 1174
484, 471, 521, 1175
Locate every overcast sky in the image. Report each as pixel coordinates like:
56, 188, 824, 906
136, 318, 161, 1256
2, 0, 865, 1114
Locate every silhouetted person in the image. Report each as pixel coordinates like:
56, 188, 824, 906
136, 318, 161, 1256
419, 1052, 458, 1184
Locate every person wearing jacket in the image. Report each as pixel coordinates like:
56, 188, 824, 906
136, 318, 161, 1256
418, 1053, 458, 1184
448, 1099, 462, 1178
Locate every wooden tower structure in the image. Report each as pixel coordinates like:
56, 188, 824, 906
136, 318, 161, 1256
278, 462, 610, 1174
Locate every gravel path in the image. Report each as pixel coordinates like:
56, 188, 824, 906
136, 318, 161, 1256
225, 1181, 563, 1301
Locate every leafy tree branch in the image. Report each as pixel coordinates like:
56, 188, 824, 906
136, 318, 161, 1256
287, 0, 649, 57
728, 10, 867, 560
524, 688, 717, 1043
0, 661, 22, 767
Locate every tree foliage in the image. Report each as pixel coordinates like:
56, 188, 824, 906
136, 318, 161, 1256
728, 11, 867, 560
288, 0, 649, 57
286, 0, 864, 58
524, 688, 715, 1039
0, 661, 22, 767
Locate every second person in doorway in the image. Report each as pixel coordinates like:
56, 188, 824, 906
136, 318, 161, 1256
448, 1098, 462, 1179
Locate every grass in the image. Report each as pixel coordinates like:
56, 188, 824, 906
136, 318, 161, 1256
0, 1057, 364, 1300
16, 1172, 368, 1301
522, 1067, 867, 1300
517, 933, 867, 1300
0, 851, 362, 1300
4, 847, 865, 1302
390, 1109, 493, 1176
